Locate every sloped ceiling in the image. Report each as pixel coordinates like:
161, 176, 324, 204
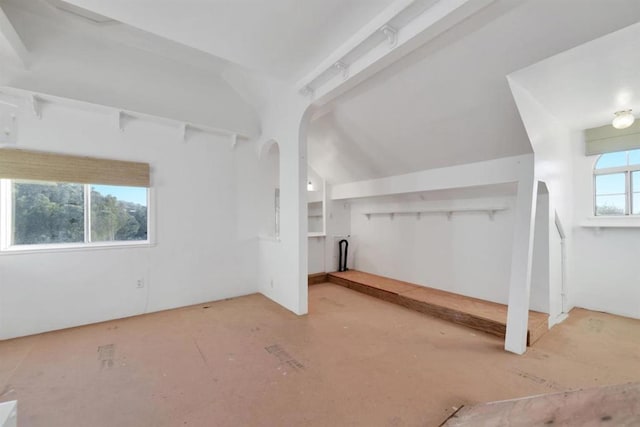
45, 0, 396, 81
308, 0, 640, 184
0, 0, 261, 136
509, 21, 640, 131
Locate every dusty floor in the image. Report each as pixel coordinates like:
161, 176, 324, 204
1, 283, 640, 427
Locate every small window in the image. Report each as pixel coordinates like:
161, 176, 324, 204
13, 181, 85, 245
91, 185, 148, 242
594, 150, 640, 216
2, 179, 149, 250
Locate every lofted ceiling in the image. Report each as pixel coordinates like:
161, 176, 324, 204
509, 21, 640, 131
0, 0, 262, 136
3, 0, 640, 185
47, 0, 396, 81
308, 0, 640, 184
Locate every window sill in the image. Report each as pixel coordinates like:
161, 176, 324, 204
580, 216, 640, 228
0, 241, 154, 255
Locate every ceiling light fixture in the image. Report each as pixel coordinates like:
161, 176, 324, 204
612, 110, 635, 129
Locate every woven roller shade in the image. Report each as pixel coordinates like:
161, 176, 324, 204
0, 148, 150, 187
585, 121, 640, 156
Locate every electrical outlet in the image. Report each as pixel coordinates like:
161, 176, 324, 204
270, 279, 274, 288
136, 278, 144, 288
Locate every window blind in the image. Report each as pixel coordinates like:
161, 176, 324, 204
0, 148, 150, 187
585, 121, 640, 156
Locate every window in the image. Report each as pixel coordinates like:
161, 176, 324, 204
2, 179, 148, 250
594, 149, 640, 216
2, 179, 148, 249
0, 148, 150, 251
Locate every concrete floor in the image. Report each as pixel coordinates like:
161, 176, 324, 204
1, 283, 640, 426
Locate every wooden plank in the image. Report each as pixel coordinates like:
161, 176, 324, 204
308, 273, 328, 286
330, 270, 421, 294
327, 270, 549, 346
442, 382, 640, 426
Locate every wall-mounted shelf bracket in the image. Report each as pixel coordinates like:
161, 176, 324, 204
117, 111, 125, 132
30, 94, 41, 119
362, 207, 509, 221
179, 123, 188, 143
380, 25, 398, 48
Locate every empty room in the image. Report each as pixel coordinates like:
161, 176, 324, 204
1, 0, 640, 425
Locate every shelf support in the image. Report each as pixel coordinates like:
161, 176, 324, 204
117, 111, 125, 132
30, 94, 41, 119
179, 123, 188, 143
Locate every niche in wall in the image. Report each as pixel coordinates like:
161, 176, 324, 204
260, 141, 280, 238
307, 165, 326, 236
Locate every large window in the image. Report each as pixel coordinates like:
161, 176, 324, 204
0, 148, 150, 251
2, 179, 148, 250
594, 149, 640, 216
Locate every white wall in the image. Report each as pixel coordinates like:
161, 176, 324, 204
307, 183, 352, 275
510, 78, 640, 321
255, 93, 309, 316
508, 80, 575, 324
0, 102, 258, 339
571, 149, 640, 319
347, 194, 548, 308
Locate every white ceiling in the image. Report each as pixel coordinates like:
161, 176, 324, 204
0, 0, 261, 135
308, 0, 640, 184
52, 0, 396, 81
509, 21, 640, 131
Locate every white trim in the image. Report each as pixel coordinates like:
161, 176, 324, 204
0, 240, 153, 255
0, 179, 153, 253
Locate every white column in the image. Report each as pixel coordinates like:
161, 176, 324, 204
505, 160, 538, 355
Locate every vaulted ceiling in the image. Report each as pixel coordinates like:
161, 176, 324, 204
2, 0, 640, 185
307, 0, 640, 184
39, 0, 397, 81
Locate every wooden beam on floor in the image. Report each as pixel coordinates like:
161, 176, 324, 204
441, 382, 640, 426
327, 270, 548, 346
308, 272, 328, 286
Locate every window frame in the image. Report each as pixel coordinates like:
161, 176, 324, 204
593, 151, 640, 216
0, 178, 153, 253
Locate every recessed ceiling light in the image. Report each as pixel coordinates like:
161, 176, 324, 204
612, 110, 635, 130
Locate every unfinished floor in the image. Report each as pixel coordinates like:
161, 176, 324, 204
1, 283, 640, 426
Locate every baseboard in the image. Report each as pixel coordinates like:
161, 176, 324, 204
308, 272, 328, 285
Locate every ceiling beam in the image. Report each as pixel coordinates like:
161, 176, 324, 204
0, 5, 28, 68
297, 0, 495, 106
